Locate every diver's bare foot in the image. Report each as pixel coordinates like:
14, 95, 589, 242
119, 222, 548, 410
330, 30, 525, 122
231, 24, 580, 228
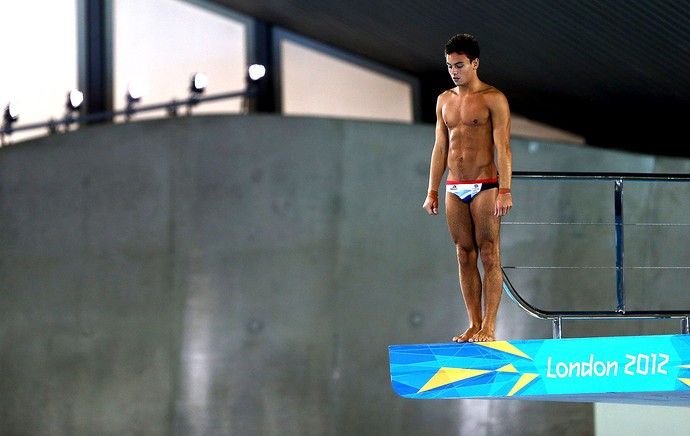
453, 327, 480, 343
469, 328, 496, 342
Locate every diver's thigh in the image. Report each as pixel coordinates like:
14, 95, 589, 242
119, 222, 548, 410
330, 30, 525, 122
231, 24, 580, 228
471, 190, 501, 244
446, 193, 474, 247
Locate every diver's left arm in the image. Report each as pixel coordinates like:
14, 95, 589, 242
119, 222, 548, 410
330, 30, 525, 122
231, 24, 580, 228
489, 91, 513, 217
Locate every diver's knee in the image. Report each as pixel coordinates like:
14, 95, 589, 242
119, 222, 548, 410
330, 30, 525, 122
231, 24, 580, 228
456, 245, 477, 266
478, 242, 500, 266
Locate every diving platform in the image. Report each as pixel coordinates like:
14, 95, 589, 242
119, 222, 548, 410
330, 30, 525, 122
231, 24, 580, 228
389, 172, 690, 406
389, 334, 690, 406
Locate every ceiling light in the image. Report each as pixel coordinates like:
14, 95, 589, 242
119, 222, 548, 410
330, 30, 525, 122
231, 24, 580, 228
248, 64, 266, 81
125, 81, 144, 121
190, 72, 208, 94
4, 101, 19, 123
127, 81, 144, 103
67, 89, 84, 111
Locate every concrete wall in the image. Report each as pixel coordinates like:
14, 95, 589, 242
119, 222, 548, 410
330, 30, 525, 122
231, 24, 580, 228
1, 115, 688, 435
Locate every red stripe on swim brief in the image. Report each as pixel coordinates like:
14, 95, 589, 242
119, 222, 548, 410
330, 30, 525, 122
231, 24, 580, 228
446, 178, 499, 185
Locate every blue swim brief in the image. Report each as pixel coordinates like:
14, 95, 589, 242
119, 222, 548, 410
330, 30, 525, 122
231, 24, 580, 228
446, 178, 499, 204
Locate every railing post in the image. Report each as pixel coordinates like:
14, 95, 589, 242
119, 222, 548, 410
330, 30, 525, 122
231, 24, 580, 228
553, 317, 562, 339
614, 179, 626, 313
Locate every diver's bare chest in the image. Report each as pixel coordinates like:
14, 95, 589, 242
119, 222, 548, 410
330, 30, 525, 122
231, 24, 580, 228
443, 98, 490, 129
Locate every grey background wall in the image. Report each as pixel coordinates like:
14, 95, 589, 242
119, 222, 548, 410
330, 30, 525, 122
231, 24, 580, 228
1, 115, 688, 435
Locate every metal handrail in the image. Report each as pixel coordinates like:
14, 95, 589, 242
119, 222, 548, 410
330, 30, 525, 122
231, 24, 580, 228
502, 171, 690, 339
0, 87, 255, 140
511, 171, 690, 182
502, 269, 690, 339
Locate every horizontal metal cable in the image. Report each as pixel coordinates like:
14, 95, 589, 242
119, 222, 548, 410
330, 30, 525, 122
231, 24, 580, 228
503, 221, 690, 226
503, 266, 690, 269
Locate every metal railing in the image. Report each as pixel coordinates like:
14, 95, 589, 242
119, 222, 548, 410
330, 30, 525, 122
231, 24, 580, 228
501, 171, 690, 339
0, 88, 256, 146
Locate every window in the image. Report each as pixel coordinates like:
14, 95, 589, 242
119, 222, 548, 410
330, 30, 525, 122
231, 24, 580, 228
112, 0, 249, 120
0, 0, 78, 143
278, 30, 416, 123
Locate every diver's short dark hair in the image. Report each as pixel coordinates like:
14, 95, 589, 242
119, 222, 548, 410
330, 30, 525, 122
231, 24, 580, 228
445, 34, 480, 61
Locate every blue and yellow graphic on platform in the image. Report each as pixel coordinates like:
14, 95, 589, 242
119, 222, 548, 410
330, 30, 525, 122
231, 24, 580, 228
389, 335, 690, 404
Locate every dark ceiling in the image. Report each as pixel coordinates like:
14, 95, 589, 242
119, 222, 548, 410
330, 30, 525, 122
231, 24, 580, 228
210, 0, 690, 157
